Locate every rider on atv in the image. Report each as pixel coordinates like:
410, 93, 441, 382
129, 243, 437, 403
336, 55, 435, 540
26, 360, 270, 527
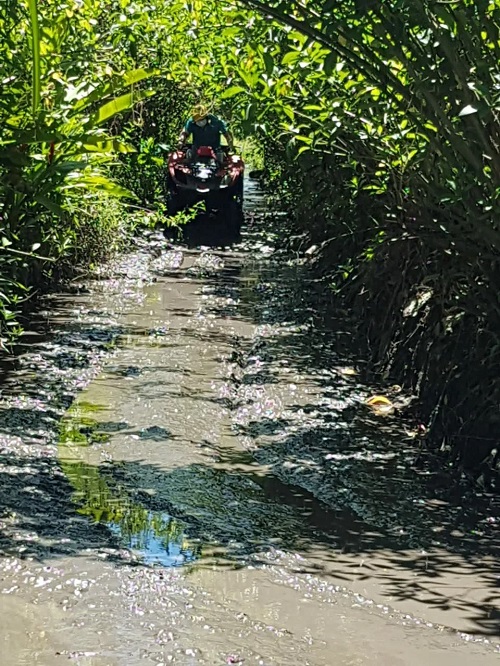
177, 105, 234, 164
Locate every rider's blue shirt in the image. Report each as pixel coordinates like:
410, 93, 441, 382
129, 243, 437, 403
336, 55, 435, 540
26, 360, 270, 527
184, 114, 228, 149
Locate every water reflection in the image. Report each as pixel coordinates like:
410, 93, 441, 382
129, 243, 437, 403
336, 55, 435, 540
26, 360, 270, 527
59, 405, 201, 567
106, 508, 199, 567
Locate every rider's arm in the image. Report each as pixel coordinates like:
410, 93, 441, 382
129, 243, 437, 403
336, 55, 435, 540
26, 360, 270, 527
223, 130, 234, 151
177, 129, 189, 148
217, 117, 234, 151
178, 119, 193, 148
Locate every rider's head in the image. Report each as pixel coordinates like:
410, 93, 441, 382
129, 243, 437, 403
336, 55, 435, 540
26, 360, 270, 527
192, 104, 209, 127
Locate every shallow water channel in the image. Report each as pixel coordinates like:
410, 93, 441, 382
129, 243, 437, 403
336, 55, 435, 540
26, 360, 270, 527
0, 183, 499, 665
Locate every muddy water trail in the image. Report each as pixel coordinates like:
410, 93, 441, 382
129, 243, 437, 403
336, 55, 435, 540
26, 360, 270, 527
0, 183, 498, 665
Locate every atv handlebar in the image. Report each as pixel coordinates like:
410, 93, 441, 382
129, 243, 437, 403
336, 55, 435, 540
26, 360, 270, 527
175, 143, 236, 154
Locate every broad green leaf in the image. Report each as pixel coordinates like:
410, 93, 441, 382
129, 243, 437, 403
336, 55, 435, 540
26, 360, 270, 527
238, 68, 259, 88
220, 86, 246, 99
27, 0, 41, 117
122, 68, 159, 87
71, 68, 159, 113
83, 139, 136, 154
65, 175, 136, 199
34, 195, 66, 217
88, 89, 156, 127
282, 51, 301, 66
323, 51, 337, 76
263, 52, 274, 75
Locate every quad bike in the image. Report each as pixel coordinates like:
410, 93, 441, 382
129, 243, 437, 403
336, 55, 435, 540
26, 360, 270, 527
166, 144, 244, 230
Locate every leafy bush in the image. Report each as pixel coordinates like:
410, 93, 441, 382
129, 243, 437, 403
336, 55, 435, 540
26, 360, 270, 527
3, 0, 500, 477
0, 0, 160, 341
225, 0, 500, 479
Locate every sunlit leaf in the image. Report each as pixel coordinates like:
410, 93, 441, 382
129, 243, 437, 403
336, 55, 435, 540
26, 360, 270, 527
27, 0, 41, 116
282, 51, 300, 66
64, 175, 136, 199
220, 86, 246, 99
458, 104, 478, 117
71, 68, 158, 113
88, 89, 155, 127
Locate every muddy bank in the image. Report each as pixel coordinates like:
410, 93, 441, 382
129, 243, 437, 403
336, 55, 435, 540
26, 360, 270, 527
0, 183, 498, 663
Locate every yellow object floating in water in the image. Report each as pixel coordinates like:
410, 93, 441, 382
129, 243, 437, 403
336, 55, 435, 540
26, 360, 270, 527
365, 395, 395, 415
365, 395, 392, 406
337, 366, 357, 376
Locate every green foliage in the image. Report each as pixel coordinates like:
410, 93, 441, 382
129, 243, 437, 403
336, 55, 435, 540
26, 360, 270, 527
27, 0, 41, 116
240, 137, 264, 171
224, 0, 500, 472
0, 0, 162, 341
112, 80, 195, 205
2, 0, 500, 471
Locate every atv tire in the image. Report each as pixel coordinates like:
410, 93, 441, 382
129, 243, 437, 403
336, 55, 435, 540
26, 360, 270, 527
234, 177, 244, 206
166, 191, 183, 217
224, 197, 243, 233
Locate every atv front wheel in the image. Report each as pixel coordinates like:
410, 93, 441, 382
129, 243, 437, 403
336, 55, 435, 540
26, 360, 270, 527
166, 191, 183, 217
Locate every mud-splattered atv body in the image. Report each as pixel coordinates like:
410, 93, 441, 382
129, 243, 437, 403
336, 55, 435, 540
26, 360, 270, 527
166, 144, 244, 229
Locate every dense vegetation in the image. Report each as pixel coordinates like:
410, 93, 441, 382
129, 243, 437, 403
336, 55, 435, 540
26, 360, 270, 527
0, 0, 195, 343
1, 0, 499, 482
233, 0, 500, 484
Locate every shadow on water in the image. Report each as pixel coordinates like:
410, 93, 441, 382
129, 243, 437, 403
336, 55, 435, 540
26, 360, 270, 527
160, 239, 500, 557
172, 206, 500, 539
1, 372, 500, 635
0, 179, 498, 643
0, 435, 499, 636
166, 210, 242, 250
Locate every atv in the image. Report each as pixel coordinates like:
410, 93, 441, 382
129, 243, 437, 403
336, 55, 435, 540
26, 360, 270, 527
166, 144, 244, 230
